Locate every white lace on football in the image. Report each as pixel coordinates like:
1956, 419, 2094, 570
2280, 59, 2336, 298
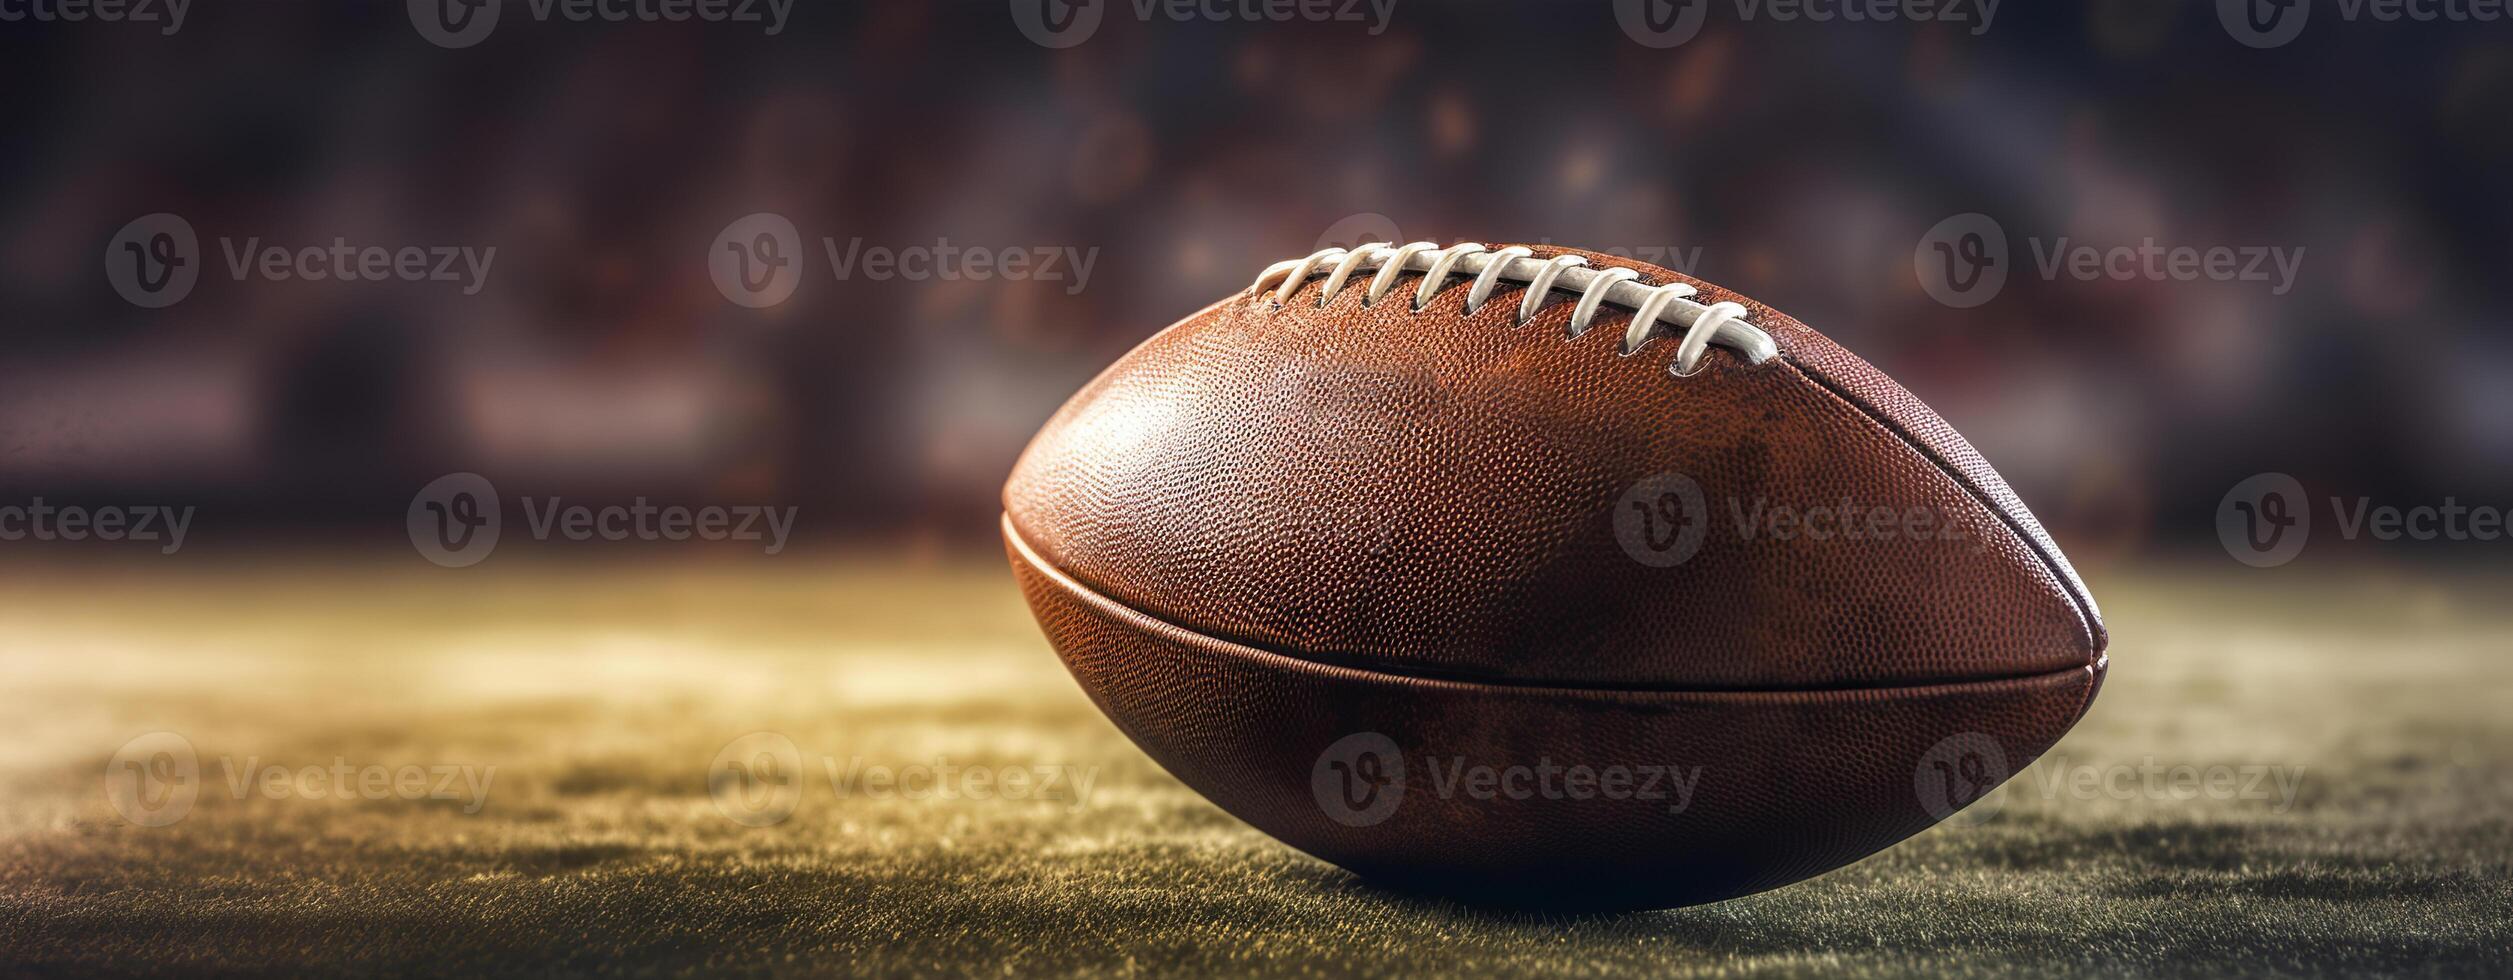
1248, 242, 1778, 376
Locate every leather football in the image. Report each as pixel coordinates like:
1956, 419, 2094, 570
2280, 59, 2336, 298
1003, 242, 2107, 909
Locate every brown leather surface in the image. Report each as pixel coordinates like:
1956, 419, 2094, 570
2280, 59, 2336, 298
1009, 522, 2103, 908
1005, 245, 2105, 690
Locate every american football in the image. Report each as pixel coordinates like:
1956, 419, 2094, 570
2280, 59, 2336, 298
1005, 241, 2107, 909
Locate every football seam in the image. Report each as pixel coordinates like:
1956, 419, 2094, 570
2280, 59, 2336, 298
1780, 358, 2107, 660
1007, 513, 2104, 700
1521, 239, 2101, 659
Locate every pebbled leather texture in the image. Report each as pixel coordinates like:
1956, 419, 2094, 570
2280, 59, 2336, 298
1003, 244, 2107, 907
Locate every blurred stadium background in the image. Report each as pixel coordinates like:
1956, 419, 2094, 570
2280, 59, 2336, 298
2, 1, 2505, 561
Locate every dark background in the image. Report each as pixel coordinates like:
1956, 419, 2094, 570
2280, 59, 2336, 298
2, 0, 2508, 562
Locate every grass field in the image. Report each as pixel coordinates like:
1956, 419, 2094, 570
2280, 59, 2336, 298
1, 556, 2508, 977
